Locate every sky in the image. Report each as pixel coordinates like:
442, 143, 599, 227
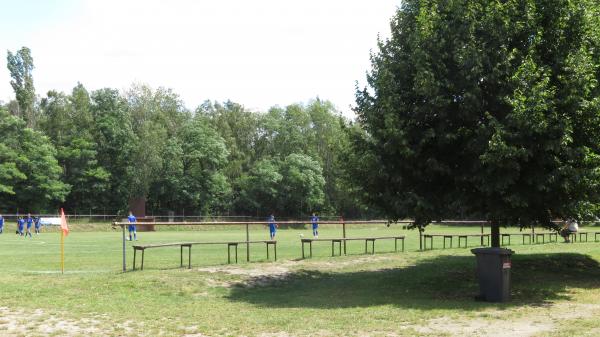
0, 0, 400, 115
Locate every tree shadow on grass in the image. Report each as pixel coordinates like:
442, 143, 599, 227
227, 253, 600, 310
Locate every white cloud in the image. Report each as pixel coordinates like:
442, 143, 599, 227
0, 0, 399, 115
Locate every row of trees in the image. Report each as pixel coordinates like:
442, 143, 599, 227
1, 47, 372, 217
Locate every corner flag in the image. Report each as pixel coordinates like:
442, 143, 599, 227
60, 208, 69, 236
60, 208, 69, 274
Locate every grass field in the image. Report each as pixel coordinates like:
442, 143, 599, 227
1, 223, 600, 336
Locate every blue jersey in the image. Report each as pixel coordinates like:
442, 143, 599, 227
0, 217, 4, 226
18, 219, 25, 229
26, 217, 33, 228
128, 215, 136, 231
268, 217, 276, 232
311, 216, 319, 227
34, 218, 40, 228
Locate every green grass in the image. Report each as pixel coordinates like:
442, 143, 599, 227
0, 224, 599, 336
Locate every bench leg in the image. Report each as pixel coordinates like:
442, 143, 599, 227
450, 237, 453, 248
133, 248, 137, 271
332, 241, 335, 257
443, 238, 446, 249
371, 240, 375, 254
228, 245, 231, 264
339, 241, 342, 256
267, 243, 270, 260
310, 241, 313, 258
302, 242, 305, 259
188, 246, 191, 269
402, 238, 405, 252
180, 246, 183, 268
141, 249, 145, 271
274, 243, 277, 261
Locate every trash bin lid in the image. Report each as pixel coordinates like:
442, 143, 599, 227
471, 247, 514, 255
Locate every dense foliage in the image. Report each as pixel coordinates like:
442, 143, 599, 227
1, 51, 367, 217
353, 0, 600, 245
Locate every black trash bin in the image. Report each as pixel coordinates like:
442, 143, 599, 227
471, 247, 514, 302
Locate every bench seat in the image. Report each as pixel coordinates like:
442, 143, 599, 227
132, 240, 277, 270
301, 236, 405, 258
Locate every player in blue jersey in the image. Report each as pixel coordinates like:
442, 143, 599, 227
34, 216, 41, 234
127, 211, 137, 241
0, 214, 4, 234
25, 214, 33, 238
311, 213, 319, 238
17, 217, 24, 236
268, 214, 278, 240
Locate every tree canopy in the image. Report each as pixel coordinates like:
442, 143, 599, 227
352, 0, 600, 245
3, 48, 367, 217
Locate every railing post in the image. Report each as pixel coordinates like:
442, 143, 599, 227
121, 224, 126, 272
419, 225, 424, 251
480, 222, 484, 246
246, 223, 250, 262
341, 217, 346, 255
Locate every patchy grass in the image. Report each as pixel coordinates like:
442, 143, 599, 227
0, 224, 599, 336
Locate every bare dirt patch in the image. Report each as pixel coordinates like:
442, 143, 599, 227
409, 302, 600, 337
0, 307, 145, 337
196, 254, 400, 288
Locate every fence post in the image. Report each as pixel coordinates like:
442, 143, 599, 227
341, 217, 346, 255
246, 223, 250, 262
122, 224, 127, 272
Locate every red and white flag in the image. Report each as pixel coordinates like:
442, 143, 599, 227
60, 208, 69, 236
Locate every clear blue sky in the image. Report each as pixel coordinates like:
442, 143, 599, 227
1, 0, 400, 115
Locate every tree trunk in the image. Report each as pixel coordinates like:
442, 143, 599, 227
491, 220, 500, 248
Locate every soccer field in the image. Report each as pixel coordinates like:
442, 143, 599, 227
1, 224, 600, 336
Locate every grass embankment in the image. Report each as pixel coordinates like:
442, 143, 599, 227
0, 224, 599, 336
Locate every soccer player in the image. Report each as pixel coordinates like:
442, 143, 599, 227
268, 214, 278, 240
25, 214, 33, 238
0, 214, 4, 234
34, 216, 41, 234
17, 217, 24, 236
311, 213, 319, 238
127, 211, 137, 241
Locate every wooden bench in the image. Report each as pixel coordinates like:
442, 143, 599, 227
132, 243, 191, 271
423, 234, 490, 250
501, 233, 535, 245
533, 232, 559, 244
132, 240, 277, 270
566, 231, 600, 243
300, 236, 405, 258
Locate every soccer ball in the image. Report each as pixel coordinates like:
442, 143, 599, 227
299, 234, 304, 237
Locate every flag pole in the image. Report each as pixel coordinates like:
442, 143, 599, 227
61, 227, 64, 274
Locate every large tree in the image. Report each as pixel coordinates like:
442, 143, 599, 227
353, 0, 600, 246
0, 107, 69, 211
40, 84, 110, 212
7, 47, 37, 128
